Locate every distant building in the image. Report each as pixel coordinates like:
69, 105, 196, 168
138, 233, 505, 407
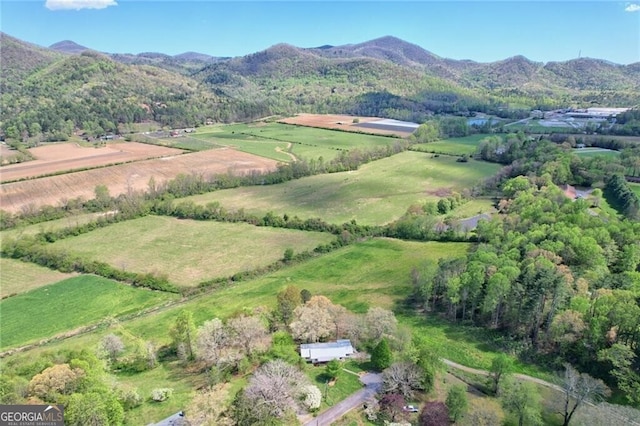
300, 340, 354, 363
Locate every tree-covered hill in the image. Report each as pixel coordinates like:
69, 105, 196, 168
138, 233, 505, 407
2, 33, 640, 141
0, 49, 227, 140
0, 33, 63, 94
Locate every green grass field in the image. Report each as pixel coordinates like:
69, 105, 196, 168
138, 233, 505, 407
196, 122, 400, 161
412, 134, 488, 156
0, 258, 76, 298
630, 183, 640, 198
572, 147, 620, 159
184, 152, 501, 226
0, 212, 106, 240
92, 238, 471, 344
49, 216, 335, 287
0, 275, 178, 350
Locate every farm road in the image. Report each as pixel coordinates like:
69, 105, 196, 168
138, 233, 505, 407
303, 373, 381, 426
441, 359, 564, 393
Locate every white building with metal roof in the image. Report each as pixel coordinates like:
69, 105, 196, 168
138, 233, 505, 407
300, 339, 354, 363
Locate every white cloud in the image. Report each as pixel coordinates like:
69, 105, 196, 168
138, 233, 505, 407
45, 0, 118, 11
625, 3, 640, 12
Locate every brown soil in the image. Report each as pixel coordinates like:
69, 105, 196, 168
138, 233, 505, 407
278, 113, 414, 137
0, 142, 184, 182
0, 148, 278, 214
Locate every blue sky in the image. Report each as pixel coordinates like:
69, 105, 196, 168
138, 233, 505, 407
1, 1, 639, 64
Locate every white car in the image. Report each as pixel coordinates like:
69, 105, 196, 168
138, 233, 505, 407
403, 405, 419, 413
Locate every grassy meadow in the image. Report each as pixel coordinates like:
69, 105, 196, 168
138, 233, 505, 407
49, 215, 335, 287
0, 258, 76, 298
0, 212, 107, 240
0, 275, 178, 350
412, 134, 487, 156
184, 152, 501, 226
629, 182, 640, 197
572, 147, 621, 159
195, 122, 400, 161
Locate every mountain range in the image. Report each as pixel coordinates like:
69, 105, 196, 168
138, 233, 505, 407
1, 32, 638, 139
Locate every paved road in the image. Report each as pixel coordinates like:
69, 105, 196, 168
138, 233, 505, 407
304, 373, 381, 426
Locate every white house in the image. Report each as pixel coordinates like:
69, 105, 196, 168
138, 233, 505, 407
300, 340, 354, 363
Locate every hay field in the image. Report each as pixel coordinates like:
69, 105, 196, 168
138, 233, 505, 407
49, 215, 335, 287
0, 148, 278, 214
185, 152, 501, 225
196, 122, 402, 161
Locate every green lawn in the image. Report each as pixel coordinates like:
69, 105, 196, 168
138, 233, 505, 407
0, 258, 76, 298
49, 215, 335, 287
412, 134, 488, 156
305, 364, 363, 410
196, 122, 400, 162
184, 152, 501, 226
118, 361, 199, 425
0, 275, 178, 350
630, 182, 640, 198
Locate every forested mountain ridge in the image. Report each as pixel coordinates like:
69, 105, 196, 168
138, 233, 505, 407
0, 48, 228, 139
2, 33, 639, 140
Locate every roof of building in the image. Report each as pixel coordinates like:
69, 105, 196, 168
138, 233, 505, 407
300, 339, 352, 350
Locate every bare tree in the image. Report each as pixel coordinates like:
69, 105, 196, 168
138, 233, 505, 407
365, 307, 397, 342
382, 362, 425, 400
99, 334, 125, 363
196, 319, 229, 365
560, 363, 611, 426
227, 315, 270, 356
243, 360, 311, 420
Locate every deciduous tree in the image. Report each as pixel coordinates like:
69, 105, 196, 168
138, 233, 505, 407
446, 384, 468, 423
382, 362, 424, 400
560, 364, 610, 426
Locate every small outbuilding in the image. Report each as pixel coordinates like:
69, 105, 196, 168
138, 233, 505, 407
300, 339, 354, 363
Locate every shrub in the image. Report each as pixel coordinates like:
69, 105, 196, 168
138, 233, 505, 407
151, 388, 173, 402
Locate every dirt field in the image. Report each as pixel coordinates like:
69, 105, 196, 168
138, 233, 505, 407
0, 148, 278, 214
279, 114, 416, 137
0, 142, 184, 182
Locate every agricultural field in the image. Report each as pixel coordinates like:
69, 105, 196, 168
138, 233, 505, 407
572, 147, 620, 159
0, 148, 278, 214
148, 136, 223, 152
49, 215, 335, 287
0, 258, 76, 298
185, 152, 502, 226
195, 121, 402, 162
412, 134, 488, 156
279, 113, 417, 137
1, 238, 472, 424
97, 238, 472, 344
0, 142, 184, 182
0, 212, 107, 240
0, 275, 178, 350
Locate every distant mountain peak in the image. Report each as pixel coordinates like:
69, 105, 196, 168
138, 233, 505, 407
49, 40, 90, 54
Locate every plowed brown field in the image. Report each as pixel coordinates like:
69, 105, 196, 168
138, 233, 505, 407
0, 142, 184, 182
279, 113, 414, 137
0, 148, 278, 213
